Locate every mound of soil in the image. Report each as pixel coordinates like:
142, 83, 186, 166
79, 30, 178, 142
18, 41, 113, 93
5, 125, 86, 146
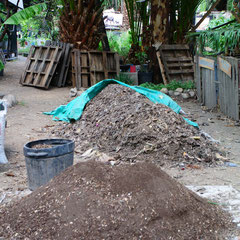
51, 84, 219, 166
0, 162, 233, 239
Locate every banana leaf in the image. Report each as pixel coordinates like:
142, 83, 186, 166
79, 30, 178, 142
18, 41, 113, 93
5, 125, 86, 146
4, 3, 47, 25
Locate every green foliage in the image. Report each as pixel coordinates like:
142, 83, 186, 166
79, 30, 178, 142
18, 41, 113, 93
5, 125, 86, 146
124, 0, 150, 47
170, 0, 206, 42
135, 51, 148, 65
189, 17, 240, 55
18, 47, 31, 55
115, 73, 134, 85
140, 80, 195, 91
0, 60, 4, 71
106, 31, 132, 58
4, 3, 47, 25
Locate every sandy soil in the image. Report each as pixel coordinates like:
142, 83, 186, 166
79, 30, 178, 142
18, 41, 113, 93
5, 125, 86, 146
0, 56, 240, 201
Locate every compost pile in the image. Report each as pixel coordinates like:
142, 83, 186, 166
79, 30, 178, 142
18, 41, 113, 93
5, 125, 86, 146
51, 84, 220, 166
0, 162, 234, 239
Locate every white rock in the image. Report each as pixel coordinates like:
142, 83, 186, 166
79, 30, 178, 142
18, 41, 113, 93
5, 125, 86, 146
160, 88, 169, 94
175, 88, 183, 93
2, 94, 17, 108
189, 91, 196, 98
182, 93, 190, 99
168, 90, 174, 96
70, 87, 77, 98
174, 91, 181, 96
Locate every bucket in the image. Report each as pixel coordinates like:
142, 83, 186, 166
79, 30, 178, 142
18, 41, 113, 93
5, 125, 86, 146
24, 139, 75, 191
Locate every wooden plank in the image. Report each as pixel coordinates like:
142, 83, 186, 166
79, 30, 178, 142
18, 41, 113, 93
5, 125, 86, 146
76, 50, 82, 89
168, 69, 194, 74
114, 53, 120, 76
165, 57, 192, 62
71, 50, 77, 88
159, 48, 170, 82
160, 44, 189, 50
156, 51, 167, 85
89, 52, 96, 85
218, 57, 231, 78
26, 46, 43, 84
167, 63, 193, 67
33, 47, 51, 86
199, 57, 214, 70
60, 43, 72, 87
20, 46, 34, 84
102, 51, 108, 79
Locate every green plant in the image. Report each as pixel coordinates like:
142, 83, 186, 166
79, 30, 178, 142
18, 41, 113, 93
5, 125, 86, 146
4, 3, 47, 25
140, 80, 195, 91
107, 31, 132, 59
0, 60, 4, 71
115, 73, 134, 85
135, 51, 148, 65
190, 21, 240, 55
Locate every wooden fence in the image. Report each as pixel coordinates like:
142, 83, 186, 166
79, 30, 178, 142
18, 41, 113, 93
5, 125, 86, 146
196, 56, 217, 109
218, 56, 239, 120
196, 55, 240, 120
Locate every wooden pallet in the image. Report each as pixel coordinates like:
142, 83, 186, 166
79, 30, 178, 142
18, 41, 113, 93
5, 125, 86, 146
71, 50, 119, 89
159, 45, 194, 82
20, 46, 62, 89
45, 41, 73, 87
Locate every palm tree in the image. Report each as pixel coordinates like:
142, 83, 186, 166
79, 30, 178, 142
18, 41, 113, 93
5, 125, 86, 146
59, 0, 108, 50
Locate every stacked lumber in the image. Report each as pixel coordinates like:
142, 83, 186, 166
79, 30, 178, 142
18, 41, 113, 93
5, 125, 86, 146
20, 42, 119, 89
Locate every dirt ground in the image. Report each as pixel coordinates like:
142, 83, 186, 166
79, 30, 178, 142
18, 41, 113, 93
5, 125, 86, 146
0, 56, 240, 201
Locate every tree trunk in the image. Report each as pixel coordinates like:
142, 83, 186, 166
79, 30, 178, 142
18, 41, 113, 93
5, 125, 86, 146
99, 17, 110, 51
0, 0, 10, 42
151, 0, 169, 45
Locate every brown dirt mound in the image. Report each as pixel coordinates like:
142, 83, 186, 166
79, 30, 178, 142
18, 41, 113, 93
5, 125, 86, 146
0, 162, 234, 239
51, 84, 220, 166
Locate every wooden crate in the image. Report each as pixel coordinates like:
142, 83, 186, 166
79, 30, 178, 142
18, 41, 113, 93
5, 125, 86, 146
20, 46, 62, 89
71, 50, 119, 89
159, 45, 194, 82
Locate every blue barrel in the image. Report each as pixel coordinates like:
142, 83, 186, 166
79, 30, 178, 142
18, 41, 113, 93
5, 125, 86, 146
24, 139, 74, 191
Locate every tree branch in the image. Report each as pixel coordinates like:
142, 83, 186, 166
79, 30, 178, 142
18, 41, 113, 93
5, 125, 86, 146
192, 0, 221, 31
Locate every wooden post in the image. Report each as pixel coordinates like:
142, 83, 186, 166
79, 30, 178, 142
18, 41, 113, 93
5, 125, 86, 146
156, 51, 168, 85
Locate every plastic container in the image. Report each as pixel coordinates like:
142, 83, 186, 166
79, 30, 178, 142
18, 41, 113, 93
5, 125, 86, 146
24, 139, 75, 191
138, 72, 153, 85
0, 100, 8, 164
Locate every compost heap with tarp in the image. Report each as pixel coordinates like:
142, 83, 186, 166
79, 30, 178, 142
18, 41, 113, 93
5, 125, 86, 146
49, 83, 221, 166
0, 161, 235, 239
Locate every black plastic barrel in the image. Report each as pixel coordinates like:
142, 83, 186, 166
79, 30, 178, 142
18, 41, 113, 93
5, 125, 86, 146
24, 139, 75, 191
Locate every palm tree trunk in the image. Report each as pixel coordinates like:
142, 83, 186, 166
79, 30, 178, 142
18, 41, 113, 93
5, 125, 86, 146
151, 0, 169, 44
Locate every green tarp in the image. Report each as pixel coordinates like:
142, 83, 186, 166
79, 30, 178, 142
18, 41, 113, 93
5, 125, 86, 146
45, 79, 198, 128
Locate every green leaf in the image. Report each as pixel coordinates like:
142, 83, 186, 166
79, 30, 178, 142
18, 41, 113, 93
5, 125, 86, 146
4, 3, 47, 25
0, 60, 4, 71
